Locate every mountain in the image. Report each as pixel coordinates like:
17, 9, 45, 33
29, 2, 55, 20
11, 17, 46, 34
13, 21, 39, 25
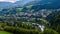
0, 2, 13, 8
15, 0, 33, 7
0, 0, 34, 8
0, 0, 60, 18
0, 0, 60, 9
25, 0, 60, 9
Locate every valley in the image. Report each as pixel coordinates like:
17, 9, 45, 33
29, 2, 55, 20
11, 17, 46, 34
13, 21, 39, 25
0, 0, 60, 34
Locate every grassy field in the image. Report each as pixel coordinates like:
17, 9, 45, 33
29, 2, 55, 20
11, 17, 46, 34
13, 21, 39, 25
0, 31, 12, 34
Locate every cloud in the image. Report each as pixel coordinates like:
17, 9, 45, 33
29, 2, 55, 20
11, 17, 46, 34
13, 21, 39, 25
0, 0, 41, 3
0, 0, 19, 3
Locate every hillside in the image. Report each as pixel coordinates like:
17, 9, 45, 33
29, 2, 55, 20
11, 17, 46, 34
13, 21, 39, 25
0, 0, 60, 34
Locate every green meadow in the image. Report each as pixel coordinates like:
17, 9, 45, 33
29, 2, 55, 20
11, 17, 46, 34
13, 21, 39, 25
0, 31, 12, 34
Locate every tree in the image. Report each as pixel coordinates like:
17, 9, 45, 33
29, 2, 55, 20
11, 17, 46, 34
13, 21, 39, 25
43, 28, 59, 34
46, 11, 60, 34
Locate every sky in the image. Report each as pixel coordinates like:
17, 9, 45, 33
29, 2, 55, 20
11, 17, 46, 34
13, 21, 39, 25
0, 0, 58, 4
0, 0, 52, 5
0, 0, 20, 3
0, 0, 35, 3
0, 0, 36, 6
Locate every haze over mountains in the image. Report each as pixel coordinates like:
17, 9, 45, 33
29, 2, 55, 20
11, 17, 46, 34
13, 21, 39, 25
0, 0, 60, 8
0, 0, 34, 8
